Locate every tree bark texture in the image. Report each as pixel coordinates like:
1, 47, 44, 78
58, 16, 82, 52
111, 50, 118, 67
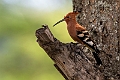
73, 0, 120, 79
35, 0, 120, 80
36, 25, 104, 80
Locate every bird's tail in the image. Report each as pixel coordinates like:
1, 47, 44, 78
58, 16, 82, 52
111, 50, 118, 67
92, 51, 102, 65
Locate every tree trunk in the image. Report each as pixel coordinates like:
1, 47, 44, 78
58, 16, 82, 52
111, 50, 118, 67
73, 0, 120, 79
35, 0, 120, 80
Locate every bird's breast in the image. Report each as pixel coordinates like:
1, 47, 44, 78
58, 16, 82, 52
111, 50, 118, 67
67, 25, 80, 42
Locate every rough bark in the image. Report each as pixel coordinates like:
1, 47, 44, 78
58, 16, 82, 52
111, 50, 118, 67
73, 0, 120, 79
36, 25, 104, 80
35, 0, 120, 80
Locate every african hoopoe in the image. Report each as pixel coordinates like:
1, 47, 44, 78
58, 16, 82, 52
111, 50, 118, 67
53, 12, 102, 65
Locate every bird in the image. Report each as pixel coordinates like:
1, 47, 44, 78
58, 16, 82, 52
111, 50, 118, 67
53, 11, 102, 65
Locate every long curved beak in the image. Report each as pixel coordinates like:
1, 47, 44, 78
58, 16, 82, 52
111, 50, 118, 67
53, 18, 64, 27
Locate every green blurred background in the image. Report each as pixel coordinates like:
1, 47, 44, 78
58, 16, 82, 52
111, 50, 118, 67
0, 0, 74, 80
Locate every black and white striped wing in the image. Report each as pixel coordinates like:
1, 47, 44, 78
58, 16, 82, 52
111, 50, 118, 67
77, 30, 102, 65
76, 30, 99, 53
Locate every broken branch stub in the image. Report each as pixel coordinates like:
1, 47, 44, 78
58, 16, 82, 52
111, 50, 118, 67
35, 25, 103, 80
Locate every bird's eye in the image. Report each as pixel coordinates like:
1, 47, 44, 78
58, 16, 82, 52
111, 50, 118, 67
66, 16, 69, 18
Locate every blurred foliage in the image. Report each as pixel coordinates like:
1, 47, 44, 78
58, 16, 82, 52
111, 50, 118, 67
0, 0, 73, 80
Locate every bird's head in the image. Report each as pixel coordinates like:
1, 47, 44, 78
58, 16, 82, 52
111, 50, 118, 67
53, 11, 79, 27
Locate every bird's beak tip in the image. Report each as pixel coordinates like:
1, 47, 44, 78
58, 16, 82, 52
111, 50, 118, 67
53, 18, 64, 27
53, 25, 55, 27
